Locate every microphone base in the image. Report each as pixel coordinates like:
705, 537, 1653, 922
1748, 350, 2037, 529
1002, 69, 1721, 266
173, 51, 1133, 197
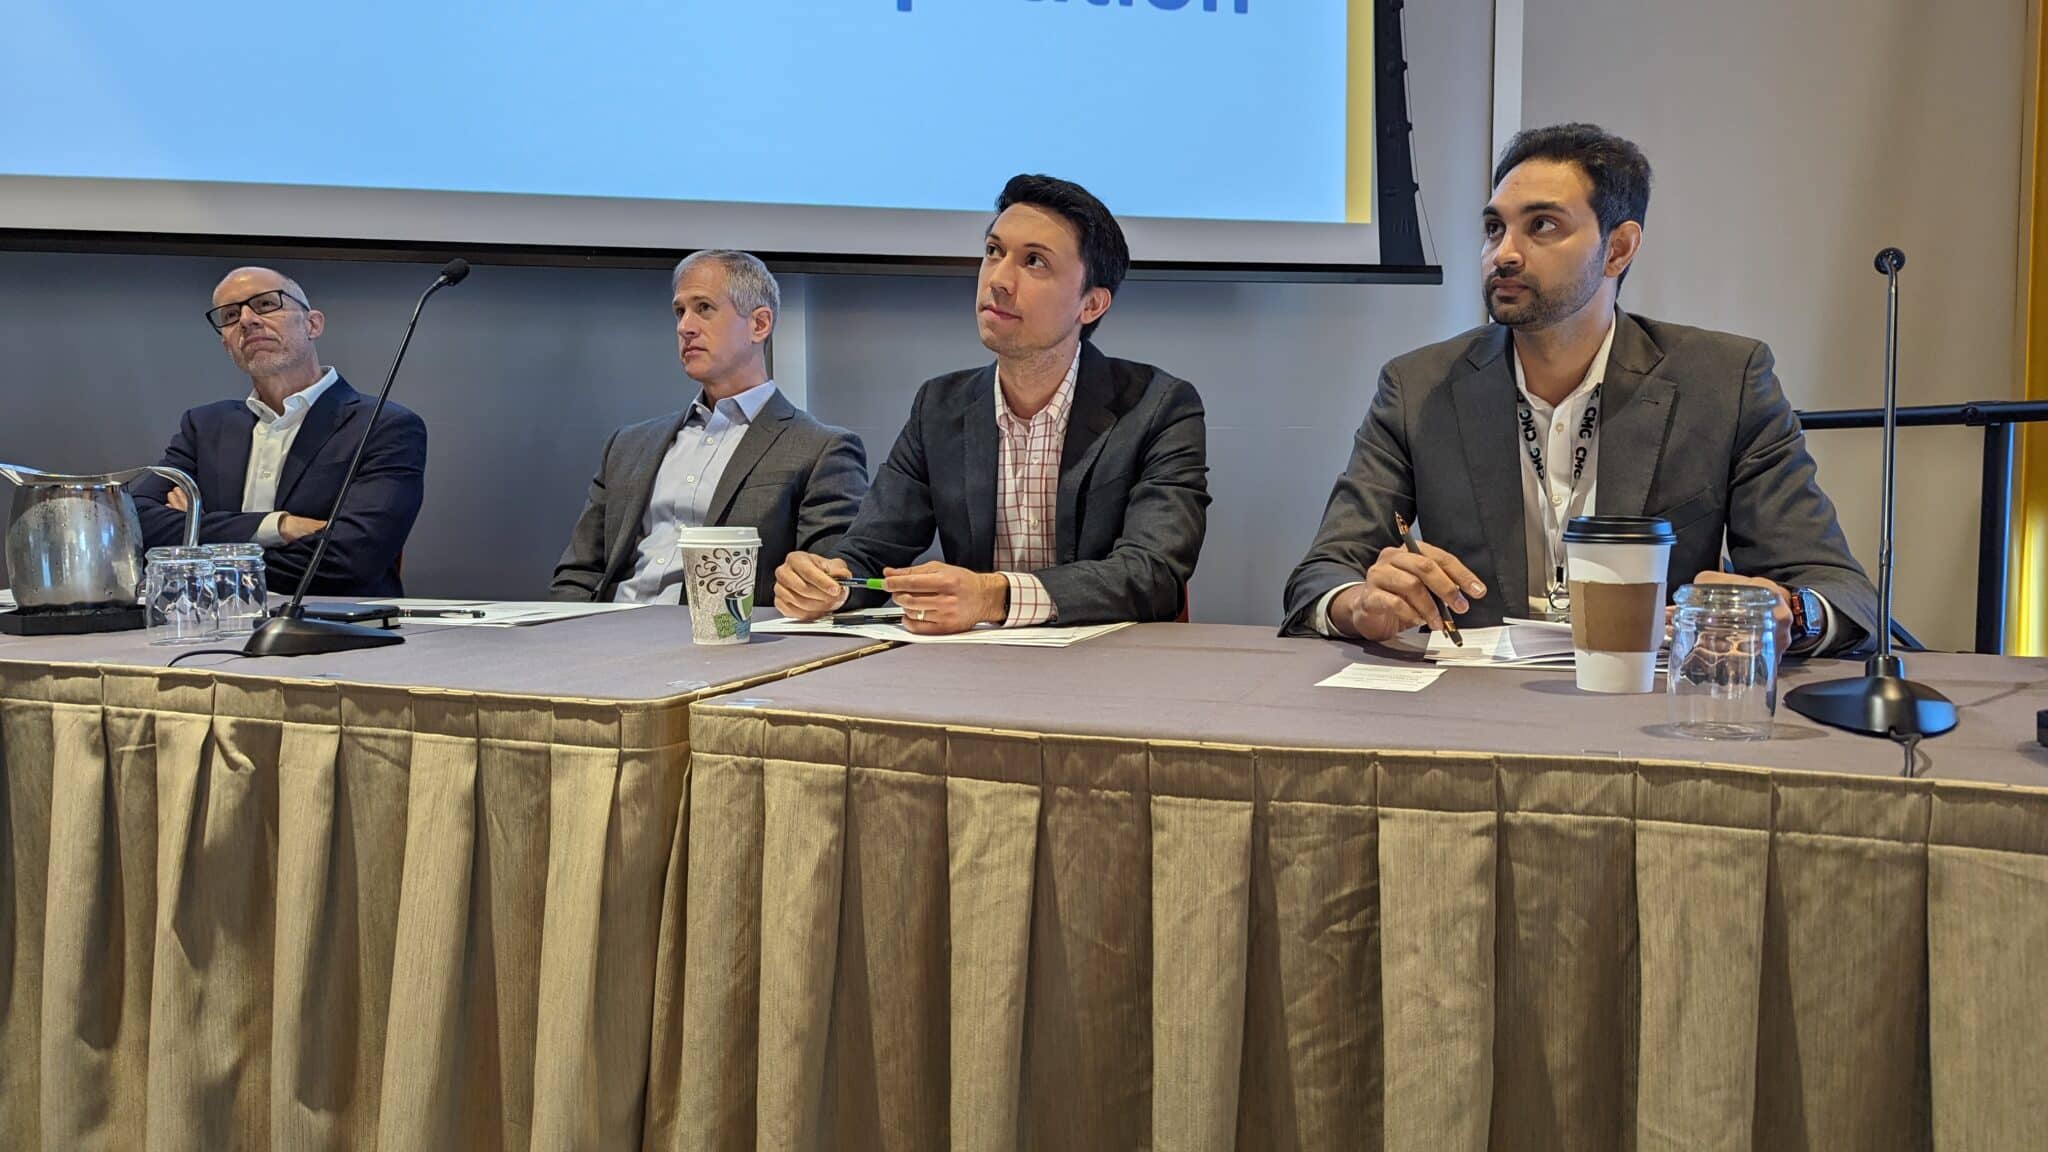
1784, 655, 1958, 740
242, 614, 405, 658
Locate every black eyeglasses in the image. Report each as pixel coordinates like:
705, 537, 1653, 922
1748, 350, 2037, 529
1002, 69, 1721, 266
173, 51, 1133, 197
205, 289, 309, 331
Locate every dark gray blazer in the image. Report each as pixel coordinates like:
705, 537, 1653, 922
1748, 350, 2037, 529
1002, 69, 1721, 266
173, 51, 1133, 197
1282, 311, 1879, 655
830, 342, 1209, 625
549, 389, 867, 604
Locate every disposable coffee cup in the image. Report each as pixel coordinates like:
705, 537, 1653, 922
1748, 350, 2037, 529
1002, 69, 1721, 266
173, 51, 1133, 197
676, 526, 761, 645
1562, 515, 1676, 693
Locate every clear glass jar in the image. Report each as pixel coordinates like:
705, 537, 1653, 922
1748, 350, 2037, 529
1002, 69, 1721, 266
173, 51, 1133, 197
204, 543, 268, 636
1667, 583, 1779, 740
143, 546, 218, 645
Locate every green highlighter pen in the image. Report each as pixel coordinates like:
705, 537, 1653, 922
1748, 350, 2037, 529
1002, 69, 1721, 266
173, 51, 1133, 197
836, 577, 889, 591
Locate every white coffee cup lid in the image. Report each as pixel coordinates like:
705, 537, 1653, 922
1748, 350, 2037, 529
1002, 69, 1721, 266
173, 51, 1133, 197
674, 526, 761, 548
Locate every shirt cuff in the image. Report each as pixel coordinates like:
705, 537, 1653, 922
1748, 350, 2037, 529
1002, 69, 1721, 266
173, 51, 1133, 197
1311, 581, 1366, 637
254, 512, 287, 547
999, 572, 1055, 627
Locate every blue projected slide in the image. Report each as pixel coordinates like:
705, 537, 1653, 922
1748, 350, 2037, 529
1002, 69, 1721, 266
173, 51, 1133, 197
0, 1, 1360, 227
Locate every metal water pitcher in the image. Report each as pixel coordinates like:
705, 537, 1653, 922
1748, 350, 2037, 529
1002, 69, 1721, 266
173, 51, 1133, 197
0, 463, 202, 612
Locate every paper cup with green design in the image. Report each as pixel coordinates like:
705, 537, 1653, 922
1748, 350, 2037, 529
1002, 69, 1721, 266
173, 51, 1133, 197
676, 526, 760, 644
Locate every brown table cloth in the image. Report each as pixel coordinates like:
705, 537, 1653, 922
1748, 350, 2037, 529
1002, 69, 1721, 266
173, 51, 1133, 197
676, 624, 2048, 1152
0, 609, 880, 1151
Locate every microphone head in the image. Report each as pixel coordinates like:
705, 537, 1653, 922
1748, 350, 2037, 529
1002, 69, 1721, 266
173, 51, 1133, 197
1873, 247, 1905, 274
437, 258, 471, 286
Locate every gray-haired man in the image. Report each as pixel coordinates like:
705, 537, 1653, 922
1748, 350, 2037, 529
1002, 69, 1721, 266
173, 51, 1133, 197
550, 250, 869, 604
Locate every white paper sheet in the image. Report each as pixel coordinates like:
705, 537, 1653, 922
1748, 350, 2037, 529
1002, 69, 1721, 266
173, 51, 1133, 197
364, 598, 649, 627
1426, 617, 1577, 666
1426, 616, 1667, 669
752, 614, 1133, 648
1314, 663, 1446, 692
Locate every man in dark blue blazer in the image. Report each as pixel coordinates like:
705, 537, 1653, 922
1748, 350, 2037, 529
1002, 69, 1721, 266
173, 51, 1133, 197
773, 175, 1209, 632
132, 267, 427, 597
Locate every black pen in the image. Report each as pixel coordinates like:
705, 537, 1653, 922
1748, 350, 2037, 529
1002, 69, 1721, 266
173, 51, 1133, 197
399, 608, 488, 619
1394, 512, 1462, 646
831, 607, 904, 626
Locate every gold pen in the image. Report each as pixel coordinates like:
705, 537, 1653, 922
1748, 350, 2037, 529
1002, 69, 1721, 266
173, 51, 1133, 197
1394, 512, 1463, 646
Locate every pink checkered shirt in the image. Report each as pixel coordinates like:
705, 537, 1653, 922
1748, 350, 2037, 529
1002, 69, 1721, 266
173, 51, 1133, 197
992, 352, 1079, 626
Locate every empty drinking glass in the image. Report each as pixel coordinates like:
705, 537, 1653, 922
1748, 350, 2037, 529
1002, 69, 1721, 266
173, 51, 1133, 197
144, 546, 218, 645
204, 543, 268, 635
1666, 582, 1779, 739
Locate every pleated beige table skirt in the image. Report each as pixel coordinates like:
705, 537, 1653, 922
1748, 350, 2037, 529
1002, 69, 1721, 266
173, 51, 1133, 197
0, 647, 868, 1152
662, 703, 2048, 1152
6, 621, 2046, 1151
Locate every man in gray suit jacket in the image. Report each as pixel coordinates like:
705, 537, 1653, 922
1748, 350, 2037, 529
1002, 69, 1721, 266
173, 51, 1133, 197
1285, 124, 1877, 657
550, 251, 866, 605
774, 175, 1209, 633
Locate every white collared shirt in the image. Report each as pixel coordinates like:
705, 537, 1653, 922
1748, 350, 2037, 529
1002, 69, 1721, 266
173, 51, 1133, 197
1512, 319, 1615, 616
242, 367, 339, 546
613, 378, 779, 605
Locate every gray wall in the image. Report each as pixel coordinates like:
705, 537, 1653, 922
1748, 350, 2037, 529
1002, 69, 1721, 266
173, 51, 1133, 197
0, 0, 1497, 624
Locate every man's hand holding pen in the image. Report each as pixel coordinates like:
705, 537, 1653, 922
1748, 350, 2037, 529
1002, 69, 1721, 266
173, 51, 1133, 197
1329, 535, 1488, 643
775, 551, 853, 620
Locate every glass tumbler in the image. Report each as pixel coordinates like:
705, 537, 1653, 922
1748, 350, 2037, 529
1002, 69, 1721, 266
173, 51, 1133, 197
204, 543, 268, 635
1666, 582, 1780, 739
144, 546, 219, 645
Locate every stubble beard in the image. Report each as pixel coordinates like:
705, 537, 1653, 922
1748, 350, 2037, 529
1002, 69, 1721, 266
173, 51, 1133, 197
1485, 255, 1605, 331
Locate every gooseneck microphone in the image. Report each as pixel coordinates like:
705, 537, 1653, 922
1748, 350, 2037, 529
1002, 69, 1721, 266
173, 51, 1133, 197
243, 259, 470, 657
1785, 246, 1957, 763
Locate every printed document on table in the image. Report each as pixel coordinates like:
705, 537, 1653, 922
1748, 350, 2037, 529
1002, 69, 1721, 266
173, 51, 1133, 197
365, 598, 649, 627
1426, 617, 1666, 669
1314, 663, 1446, 692
1426, 617, 1577, 666
753, 615, 1133, 648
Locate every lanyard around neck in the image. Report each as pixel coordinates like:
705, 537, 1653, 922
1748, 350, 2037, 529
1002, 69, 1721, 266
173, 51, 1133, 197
1518, 386, 1601, 601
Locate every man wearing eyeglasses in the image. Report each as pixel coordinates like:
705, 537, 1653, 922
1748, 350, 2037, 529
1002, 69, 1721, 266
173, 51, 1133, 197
131, 266, 428, 596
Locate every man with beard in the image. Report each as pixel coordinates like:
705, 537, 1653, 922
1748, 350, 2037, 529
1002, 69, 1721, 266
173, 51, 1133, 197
132, 266, 427, 596
773, 174, 1210, 633
1282, 123, 1877, 657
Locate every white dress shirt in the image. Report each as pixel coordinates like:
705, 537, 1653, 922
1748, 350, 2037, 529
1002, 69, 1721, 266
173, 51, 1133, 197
613, 379, 778, 605
242, 367, 339, 546
1513, 321, 1614, 617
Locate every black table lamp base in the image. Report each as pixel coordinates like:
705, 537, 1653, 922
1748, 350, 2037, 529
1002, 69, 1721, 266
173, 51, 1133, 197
1785, 655, 1958, 738
242, 614, 404, 657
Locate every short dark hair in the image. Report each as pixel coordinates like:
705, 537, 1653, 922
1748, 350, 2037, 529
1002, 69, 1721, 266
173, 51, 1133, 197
1492, 123, 1652, 237
993, 173, 1129, 341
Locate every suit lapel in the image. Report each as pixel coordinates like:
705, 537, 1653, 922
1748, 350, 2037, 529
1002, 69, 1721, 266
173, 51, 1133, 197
705, 391, 794, 525
1056, 345, 1119, 562
273, 378, 354, 508
1451, 330, 1530, 608
602, 409, 692, 583
961, 367, 1000, 570
213, 405, 257, 512
1595, 313, 1677, 517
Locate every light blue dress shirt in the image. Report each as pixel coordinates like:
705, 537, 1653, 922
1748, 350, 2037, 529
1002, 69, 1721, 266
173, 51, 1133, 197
612, 379, 777, 604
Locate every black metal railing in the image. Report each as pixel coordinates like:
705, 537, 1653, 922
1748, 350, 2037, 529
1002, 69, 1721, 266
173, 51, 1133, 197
1796, 399, 2048, 653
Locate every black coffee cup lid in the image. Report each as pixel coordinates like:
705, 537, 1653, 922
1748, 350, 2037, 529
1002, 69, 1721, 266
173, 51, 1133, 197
1562, 514, 1676, 544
